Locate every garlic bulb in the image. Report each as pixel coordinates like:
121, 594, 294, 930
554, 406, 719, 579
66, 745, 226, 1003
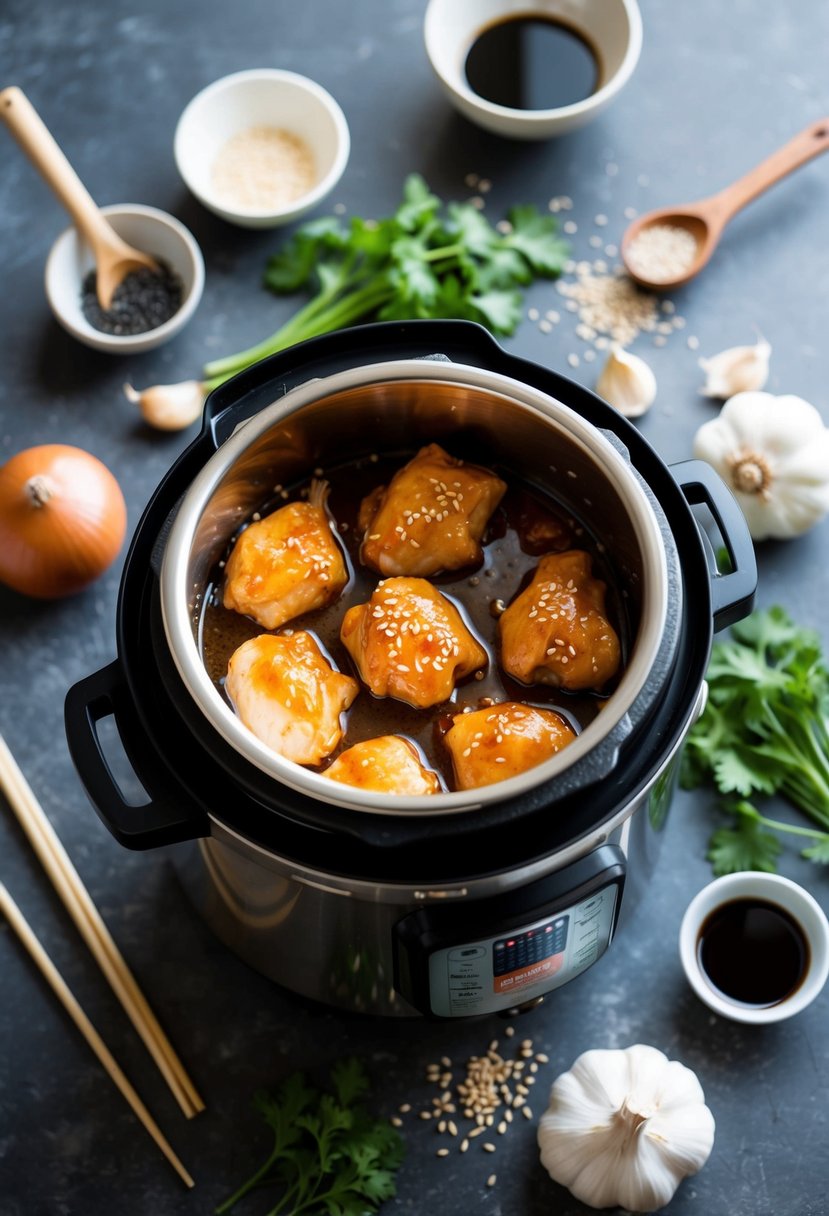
595, 344, 656, 417
124, 380, 206, 431
693, 391, 829, 540
538, 1044, 715, 1212
699, 336, 770, 398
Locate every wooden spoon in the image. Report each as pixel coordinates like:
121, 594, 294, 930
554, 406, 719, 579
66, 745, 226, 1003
1, 86, 159, 309
621, 117, 829, 292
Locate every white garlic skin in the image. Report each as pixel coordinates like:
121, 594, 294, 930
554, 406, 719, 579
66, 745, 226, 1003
693, 391, 829, 540
124, 380, 206, 431
699, 337, 770, 398
538, 1044, 715, 1212
595, 345, 657, 417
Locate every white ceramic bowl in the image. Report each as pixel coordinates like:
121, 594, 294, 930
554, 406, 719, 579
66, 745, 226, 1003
424, 0, 642, 139
679, 871, 829, 1025
45, 204, 204, 354
174, 69, 350, 228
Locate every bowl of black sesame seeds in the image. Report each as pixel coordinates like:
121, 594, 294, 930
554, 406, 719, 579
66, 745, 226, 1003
44, 203, 205, 353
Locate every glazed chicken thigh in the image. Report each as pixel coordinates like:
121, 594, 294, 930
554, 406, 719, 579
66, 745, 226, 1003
444, 702, 577, 790
225, 631, 358, 765
324, 735, 441, 794
340, 577, 487, 708
223, 480, 347, 630
499, 550, 621, 691
359, 443, 506, 577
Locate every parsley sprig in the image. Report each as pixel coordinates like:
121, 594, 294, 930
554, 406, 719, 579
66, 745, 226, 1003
681, 606, 829, 874
216, 1059, 404, 1216
203, 174, 569, 385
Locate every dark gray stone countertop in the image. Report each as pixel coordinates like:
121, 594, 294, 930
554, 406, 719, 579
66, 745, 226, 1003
1, 1, 828, 1213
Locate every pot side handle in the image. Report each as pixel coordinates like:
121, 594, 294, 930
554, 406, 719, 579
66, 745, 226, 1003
64, 661, 209, 850
670, 459, 757, 632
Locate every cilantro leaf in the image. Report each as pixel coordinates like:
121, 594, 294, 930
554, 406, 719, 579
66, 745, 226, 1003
205, 176, 569, 383
684, 606, 829, 872
504, 205, 570, 274
707, 803, 781, 876
711, 747, 778, 797
217, 1060, 404, 1216
330, 1058, 370, 1109
264, 217, 347, 292
802, 837, 829, 864
395, 173, 441, 232
470, 288, 523, 334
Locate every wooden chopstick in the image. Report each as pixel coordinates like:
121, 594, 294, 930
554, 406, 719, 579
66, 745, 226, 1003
0, 734, 204, 1119
0, 882, 194, 1188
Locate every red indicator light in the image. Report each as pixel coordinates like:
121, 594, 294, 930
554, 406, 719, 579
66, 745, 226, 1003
506, 940, 515, 948
545, 925, 553, 932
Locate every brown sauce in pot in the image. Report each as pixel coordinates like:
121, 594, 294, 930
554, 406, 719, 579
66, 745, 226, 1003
198, 450, 628, 792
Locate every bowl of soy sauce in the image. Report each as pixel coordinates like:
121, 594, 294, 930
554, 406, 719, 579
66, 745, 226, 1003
423, 0, 642, 139
679, 872, 829, 1024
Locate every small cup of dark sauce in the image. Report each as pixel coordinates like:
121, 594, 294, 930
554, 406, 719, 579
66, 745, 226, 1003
424, 0, 643, 140
680, 873, 829, 1024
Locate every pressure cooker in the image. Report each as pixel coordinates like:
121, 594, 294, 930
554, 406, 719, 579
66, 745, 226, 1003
65, 321, 756, 1018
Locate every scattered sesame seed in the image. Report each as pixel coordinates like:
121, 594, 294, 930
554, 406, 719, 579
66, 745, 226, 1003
487, 1174, 497, 1188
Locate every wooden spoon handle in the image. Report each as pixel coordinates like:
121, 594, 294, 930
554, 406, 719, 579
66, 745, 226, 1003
711, 117, 829, 223
0, 85, 122, 251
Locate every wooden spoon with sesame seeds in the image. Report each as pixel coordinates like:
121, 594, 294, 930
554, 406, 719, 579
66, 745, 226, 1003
0, 86, 158, 309
621, 117, 829, 292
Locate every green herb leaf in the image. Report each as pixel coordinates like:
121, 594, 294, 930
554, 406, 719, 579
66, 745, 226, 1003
707, 803, 781, 876
217, 1059, 404, 1216
504, 205, 570, 274
684, 607, 829, 872
264, 217, 347, 292
395, 173, 441, 232
469, 288, 523, 334
204, 177, 568, 385
802, 837, 829, 863
330, 1058, 370, 1108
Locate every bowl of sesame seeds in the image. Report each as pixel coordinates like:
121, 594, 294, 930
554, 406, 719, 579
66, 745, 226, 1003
174, 69, 350, 228
45, 203, 205, 353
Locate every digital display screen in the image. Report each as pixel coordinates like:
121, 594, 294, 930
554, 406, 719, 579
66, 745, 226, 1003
492, 917, 569, 993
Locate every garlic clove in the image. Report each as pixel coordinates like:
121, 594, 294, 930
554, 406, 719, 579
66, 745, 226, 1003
595, 344, 657, 417
124, 380, 206, 431
699, 336, 770, 398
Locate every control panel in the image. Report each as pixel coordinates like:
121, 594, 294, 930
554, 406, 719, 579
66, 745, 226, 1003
394, 846, 625, 1017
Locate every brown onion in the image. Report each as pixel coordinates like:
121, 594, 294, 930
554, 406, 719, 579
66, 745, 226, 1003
0, 444, 127, 598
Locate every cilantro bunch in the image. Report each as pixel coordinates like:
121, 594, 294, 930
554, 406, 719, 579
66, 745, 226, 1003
681, 606, 829, 874
215, 1058, 404, 1216
203, 174, 569, 385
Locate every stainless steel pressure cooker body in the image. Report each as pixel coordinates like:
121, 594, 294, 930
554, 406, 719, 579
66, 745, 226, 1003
65, 321, 756, 1018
